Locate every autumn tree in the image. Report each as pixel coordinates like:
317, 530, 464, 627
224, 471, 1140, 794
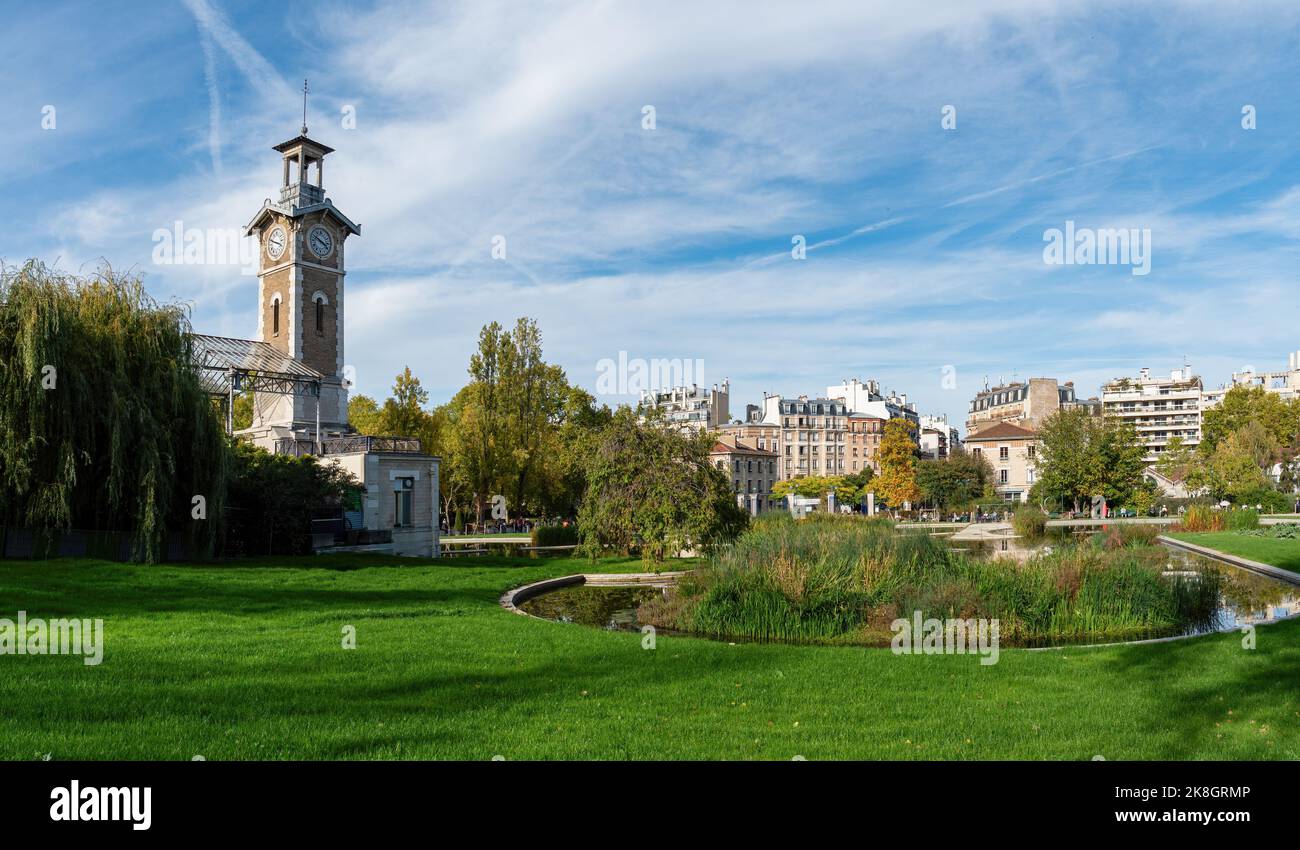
874, 419, 921, 509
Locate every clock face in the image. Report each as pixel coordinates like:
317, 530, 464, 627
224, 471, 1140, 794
266, 225, 287, 260
308, 226, 334, 259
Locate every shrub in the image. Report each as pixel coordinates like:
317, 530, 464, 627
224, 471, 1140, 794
531, 524, 579, 548
1224, 508, 1260, 531
1235, 487, 1292, 514
1011, 506, 1049, 538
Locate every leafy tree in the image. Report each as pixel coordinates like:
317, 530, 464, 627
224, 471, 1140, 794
0, 261, 228, 561
1200, 385, 1299, 456
1034, 409, 1147, 511
347, 394, 383, 436
576, 409, 747, 562
873, 419, 921, 508
223, 441, 357, 556
916, 448, 993, 510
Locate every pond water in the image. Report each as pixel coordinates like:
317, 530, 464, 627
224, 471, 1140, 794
518, 544, 1300, 645
520, 584, 669, 631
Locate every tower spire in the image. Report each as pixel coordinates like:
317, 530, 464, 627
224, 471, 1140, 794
301, 78, 309, 135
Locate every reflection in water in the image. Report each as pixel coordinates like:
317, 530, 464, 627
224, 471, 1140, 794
520, 585, 664, 631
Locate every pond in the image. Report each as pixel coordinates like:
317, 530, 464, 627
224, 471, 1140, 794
517, 545, 1300, 645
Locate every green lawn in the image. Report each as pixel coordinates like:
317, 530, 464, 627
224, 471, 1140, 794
1169, 532, 1300, 575
0, 553, 1296, 760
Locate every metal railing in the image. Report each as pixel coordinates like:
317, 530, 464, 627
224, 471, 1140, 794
273, 435, 423, 457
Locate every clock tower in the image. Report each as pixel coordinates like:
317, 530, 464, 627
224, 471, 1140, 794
243, 126, 360, 434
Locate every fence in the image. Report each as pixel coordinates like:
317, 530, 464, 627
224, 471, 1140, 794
0, 527, 204, 562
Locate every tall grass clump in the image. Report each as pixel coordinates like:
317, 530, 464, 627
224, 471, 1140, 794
1181, 504, 1223, 532
1011, 505, 1048, 539
643, 513, 1223, 646
0, 261, 229, 560
1225, 508, 1260, 531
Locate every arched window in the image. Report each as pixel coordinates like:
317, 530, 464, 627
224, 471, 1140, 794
311, 291, 329, 336
271, 294, 281, 336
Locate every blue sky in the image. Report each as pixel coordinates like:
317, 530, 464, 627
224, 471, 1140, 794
4, 0, 1300, 433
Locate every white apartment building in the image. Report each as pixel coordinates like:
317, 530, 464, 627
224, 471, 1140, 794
639, 380, 730, 430
826, 378, 920, 428
1101, 366, 1203, 464
1204, 349, 1300, 407
918, 413, 961, 459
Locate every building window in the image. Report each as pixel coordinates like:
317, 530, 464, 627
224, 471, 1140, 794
272, 299, 280, 336
999, 447, 1009, 460
999, 469, 1008, 484
316, 299, 324, 334
394, 478, 413, 528
1027, 445, 1036, 459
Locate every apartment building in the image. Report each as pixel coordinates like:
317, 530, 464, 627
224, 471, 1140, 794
918, 413, 961, 460
756, 394, 850, 479
826, 378, 920, 429
964, 422, 1038, 503
709, 435, 780, 515
639, 380, 730, 430
966, 377, 1097, 436
846, 414, 885, 474
1100, 366, 1203, 464
1204, 349, 1300, 407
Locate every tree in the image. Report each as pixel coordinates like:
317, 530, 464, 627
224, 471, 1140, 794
347, 394, 383, 436
1200, 385, 1299, 456
1034, 409, 1147, 511
873, 419, 921, 509
0, 261, 228, 561
223, 441, 357, 556
916, 448, 993, 510
576, 409, 747, 562
449, 317, 579, 524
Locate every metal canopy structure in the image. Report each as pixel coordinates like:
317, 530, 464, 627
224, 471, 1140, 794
189, 333, 323, 437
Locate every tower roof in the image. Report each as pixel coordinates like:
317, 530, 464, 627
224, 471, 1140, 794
272, 134, 335, 156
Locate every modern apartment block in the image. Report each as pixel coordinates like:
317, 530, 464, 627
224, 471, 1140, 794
1204, 349, 1300, 407
754, 394, 850, 479
1100, 366, 1203, 464
826, 378, 920, 429
639, 380, 730, 430
966, 377, 1097, 436
709, 435, 780, 514
964, 422, 1039, 503
918, 413, 961, 460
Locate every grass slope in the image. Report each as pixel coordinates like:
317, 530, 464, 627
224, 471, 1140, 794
1169, 533, 1300, 575
0, 553, 1296, 760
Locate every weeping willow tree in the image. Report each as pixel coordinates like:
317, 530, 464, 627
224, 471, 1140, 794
0, 260, 229, 561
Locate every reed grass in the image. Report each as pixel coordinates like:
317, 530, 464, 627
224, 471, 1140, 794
645, 514, 1221, 646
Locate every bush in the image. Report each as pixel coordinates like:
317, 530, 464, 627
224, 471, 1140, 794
1011, 506, 1049, 538
530, 524, 579, 548
1225, 508, 1260, 531
1236, 487, 1293, 514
